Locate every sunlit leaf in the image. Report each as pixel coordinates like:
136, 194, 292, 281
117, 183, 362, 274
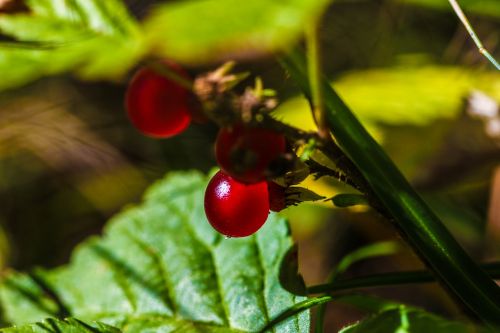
275, 66, 500, 129
144, 0, 332, 64
0, 0, 145, 91
0, 171, 309, 332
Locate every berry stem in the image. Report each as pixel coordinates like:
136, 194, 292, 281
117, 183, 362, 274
256, 113, 382, 209
144, 59, 194, 90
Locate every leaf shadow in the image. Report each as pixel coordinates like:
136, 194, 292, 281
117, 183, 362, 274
278, 245, 307, 296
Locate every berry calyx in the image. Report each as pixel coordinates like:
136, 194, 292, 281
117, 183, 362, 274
267, 181, 286, 212
125, 64, 192, 138
215, 124, 286, 183
204, 170, 269, 237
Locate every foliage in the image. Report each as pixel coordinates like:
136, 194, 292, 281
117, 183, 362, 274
0, 171, 309, 332
1, 0, 499, 332
0, 0, 144, 90
144, 0, 332, 65
340, 306, 491, 333
274, 66, 500, 129
0, 0, 331, 91
281, 50, 500, 326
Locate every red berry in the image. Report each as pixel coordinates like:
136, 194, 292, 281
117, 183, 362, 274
204, 170, 270, 237
125, 64, 192, 138
215, 124, 286, 183
267, 181, 286, 212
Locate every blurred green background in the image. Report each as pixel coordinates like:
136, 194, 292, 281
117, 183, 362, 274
0, 0, 499, 331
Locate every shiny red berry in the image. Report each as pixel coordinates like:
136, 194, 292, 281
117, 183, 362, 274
215, 124, 286, 184
125, 64, 192, 138
267, 181, 286, 212
204, 170, 270, 237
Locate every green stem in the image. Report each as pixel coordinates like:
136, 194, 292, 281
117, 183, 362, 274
315, 242, 398, 332
258, 295, 333, 333
144, 59, 194, 90
308, 262, 500, 294
448, 0, 500, 70
260, 262, 500, 333
305, 21, 329, 139
314, 304, 326, 333
279, 49, 500, 327
259, 294, 404, 332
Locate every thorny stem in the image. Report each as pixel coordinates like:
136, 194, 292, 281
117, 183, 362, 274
253, 112, 390, 215
280, 50, 500, 327
256, 114, 374, 193
448, 0, 500, 70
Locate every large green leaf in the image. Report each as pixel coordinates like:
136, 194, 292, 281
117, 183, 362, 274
274, 66, 500, 128
0, 0, 145, 91
340, 306, 491, 333
144, 0, 332, 64
0, 171, 309, 332
0, 0, 334, 89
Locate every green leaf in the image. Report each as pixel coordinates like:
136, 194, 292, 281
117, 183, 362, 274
144, 0, 332, 64
279, 246, 307, 296
340, 306, 492, 333
334, 67, 500, 126
0, 0, 145, 91
314, 242, 399, 332
333, 241, 399, 278
0, 318, 119, 333
274, 66, 500, 128
0, 171, 309, 332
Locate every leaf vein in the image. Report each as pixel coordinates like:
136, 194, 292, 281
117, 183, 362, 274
168, 202, 231, 327
253, 237, 273, 332
125, 227, 177, 314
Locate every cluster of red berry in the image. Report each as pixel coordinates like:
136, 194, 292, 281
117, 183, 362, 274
125, 64, 287, 238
